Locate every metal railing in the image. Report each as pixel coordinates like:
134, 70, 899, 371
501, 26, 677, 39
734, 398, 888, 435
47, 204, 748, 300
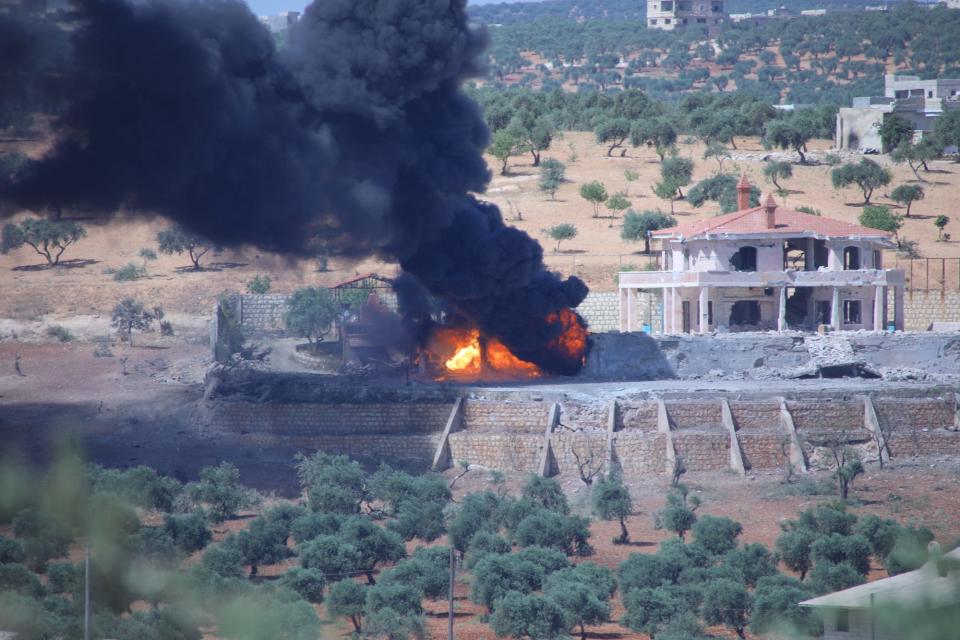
892, 258, 960, 298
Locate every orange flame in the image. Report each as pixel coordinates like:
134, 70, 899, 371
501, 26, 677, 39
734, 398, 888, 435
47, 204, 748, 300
546, 308, 588, 365
445, 330, 481, 372
486, 339, 541, 376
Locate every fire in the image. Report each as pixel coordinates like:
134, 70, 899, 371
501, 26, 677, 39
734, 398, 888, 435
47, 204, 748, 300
420, 307, 587, 380
486, 339, 541, 375
422, 326, 542, 379
546, 308, 588, 366
445, 329, 481, 372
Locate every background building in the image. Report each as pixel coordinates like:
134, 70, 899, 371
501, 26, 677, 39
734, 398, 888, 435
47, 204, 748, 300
837, 74, 960, 153
646, 0, 726, 31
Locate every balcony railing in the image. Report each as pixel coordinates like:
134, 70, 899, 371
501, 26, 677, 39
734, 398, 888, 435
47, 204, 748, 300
618, 269, 905, 289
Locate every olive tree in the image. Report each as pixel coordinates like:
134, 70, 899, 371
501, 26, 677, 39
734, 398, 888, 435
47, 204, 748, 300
621, 210, 676, 254
891, 184, 924, 217
831, 159, 892, 204
546, 223, 577, 253
283, 287, 338, 351
579, 181, 608, 218
591, 465, 633, 544
1, 218, 86, 266
111, 297, 155, 346
156, 225, 213, 270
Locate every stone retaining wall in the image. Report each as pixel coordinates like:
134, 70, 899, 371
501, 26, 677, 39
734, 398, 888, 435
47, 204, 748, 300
666, 401, 723, 430
237, 433, 440, 462
619, 401, 659, 432
738, 432, 791, 470
462, 399, 551, 433
209, 402, 451, 435
551, 432, 609, 477
787, 400, 865, 434
729, 402, 782, 431
873, 397, 955, 431
448, 432, 543, 472
614, 433, 668, 475
672, 431, 730, 471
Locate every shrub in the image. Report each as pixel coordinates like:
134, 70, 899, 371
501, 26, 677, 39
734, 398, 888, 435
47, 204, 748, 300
284, 287, 338, 350
233, 516, 292, 576
246, 274, 271, 294
0, 535, 24, 564
45, 325, 74, 342
591, 465, 633, 544
379, 545, 450, 600
299, 535, 363, 576
113, 262, 146, 281
811, 533, 871, 575
516, 546, 571, 576
809, 560, 865, 594
0, 562, 45, 598
185, 462, 259, 523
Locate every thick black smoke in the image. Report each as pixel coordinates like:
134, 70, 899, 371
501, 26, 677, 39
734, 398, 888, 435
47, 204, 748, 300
0, 0, 588, 373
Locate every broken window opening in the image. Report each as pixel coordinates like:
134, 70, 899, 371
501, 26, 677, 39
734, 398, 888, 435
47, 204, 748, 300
730, 246, 757, 272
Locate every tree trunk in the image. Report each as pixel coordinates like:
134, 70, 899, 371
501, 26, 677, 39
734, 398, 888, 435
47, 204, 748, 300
618, 516, 630, 544
863, 188, 872, 205
366, 571, 376, 585
730, 137, 737, 150
643, 236, 651, 254
796, 146, 807, 164
580, 622, 587, 640
501, 158, 509, 176
532, 150, 540, 167
250, 564, 258, 578
607, 144, 616, 157
351, 616, 362, 633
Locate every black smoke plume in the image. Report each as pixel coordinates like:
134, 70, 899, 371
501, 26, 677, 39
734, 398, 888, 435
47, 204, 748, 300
0, 0, 588, 374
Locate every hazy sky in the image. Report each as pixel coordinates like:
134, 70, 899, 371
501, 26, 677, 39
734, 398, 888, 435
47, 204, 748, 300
244, 0, 540, 18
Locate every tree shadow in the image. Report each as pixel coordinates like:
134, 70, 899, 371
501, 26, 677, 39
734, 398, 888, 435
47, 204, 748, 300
555, 249, 587, 255
425, 611, 473, 619
621, 540, 657, 548
924, 168, 954, 174
173, 261, 247, 273
11, 258, 99, 272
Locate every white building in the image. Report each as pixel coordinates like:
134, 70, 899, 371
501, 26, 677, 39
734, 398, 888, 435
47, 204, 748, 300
618, 176, 905, 334
800, 546, 960, 640
646, 0, 726, 31
837, 74, 960, 153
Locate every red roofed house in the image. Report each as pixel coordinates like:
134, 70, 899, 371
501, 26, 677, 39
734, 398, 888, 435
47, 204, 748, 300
618, 175, 906, 333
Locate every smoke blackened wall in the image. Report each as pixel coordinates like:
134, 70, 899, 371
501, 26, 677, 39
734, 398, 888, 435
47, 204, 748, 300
0, 0, 588, 373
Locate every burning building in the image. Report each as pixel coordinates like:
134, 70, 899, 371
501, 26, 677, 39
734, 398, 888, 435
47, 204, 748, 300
0, 0, 589, 375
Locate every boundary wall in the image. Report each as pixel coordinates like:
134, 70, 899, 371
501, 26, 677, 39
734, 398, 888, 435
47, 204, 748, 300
205, 376, 960, 478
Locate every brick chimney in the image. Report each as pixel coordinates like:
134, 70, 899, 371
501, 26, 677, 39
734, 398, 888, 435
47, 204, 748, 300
764, 193, 777, 229
736, 174, 751, 211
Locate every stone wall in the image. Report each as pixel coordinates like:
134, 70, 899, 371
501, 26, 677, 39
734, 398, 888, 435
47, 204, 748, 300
729, 401, 782, 430
551, 432, 609, 477
462, 399, 551, 434
666, 401, 722, 429
238, 432, 440, 463
738, 433, 791, 470
447, 432, 543, 472
619, 401, 659, 432
614, 433, 668, 475
898, 291, 960, 331
873, 397, 955, 431
672, 431, 730, 471
209, 401, 451, 435
788, 400, 865, 434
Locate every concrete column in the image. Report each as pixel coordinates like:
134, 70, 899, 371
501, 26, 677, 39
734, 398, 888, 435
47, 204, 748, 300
666, 287, 674, 334
827, 243, 841, 271
873, 286, 884, 332
626, 288, 634, 332
894, 285, 905, 331
431, 398, 464, 471
805, 238, 815, 271
699, 286, 709, 334
831, 287, 841, 330
618, 287, 626, 332
777, 286, 787, 332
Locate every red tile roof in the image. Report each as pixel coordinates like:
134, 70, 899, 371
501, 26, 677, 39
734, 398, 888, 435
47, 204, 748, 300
653, 197, 893, 241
